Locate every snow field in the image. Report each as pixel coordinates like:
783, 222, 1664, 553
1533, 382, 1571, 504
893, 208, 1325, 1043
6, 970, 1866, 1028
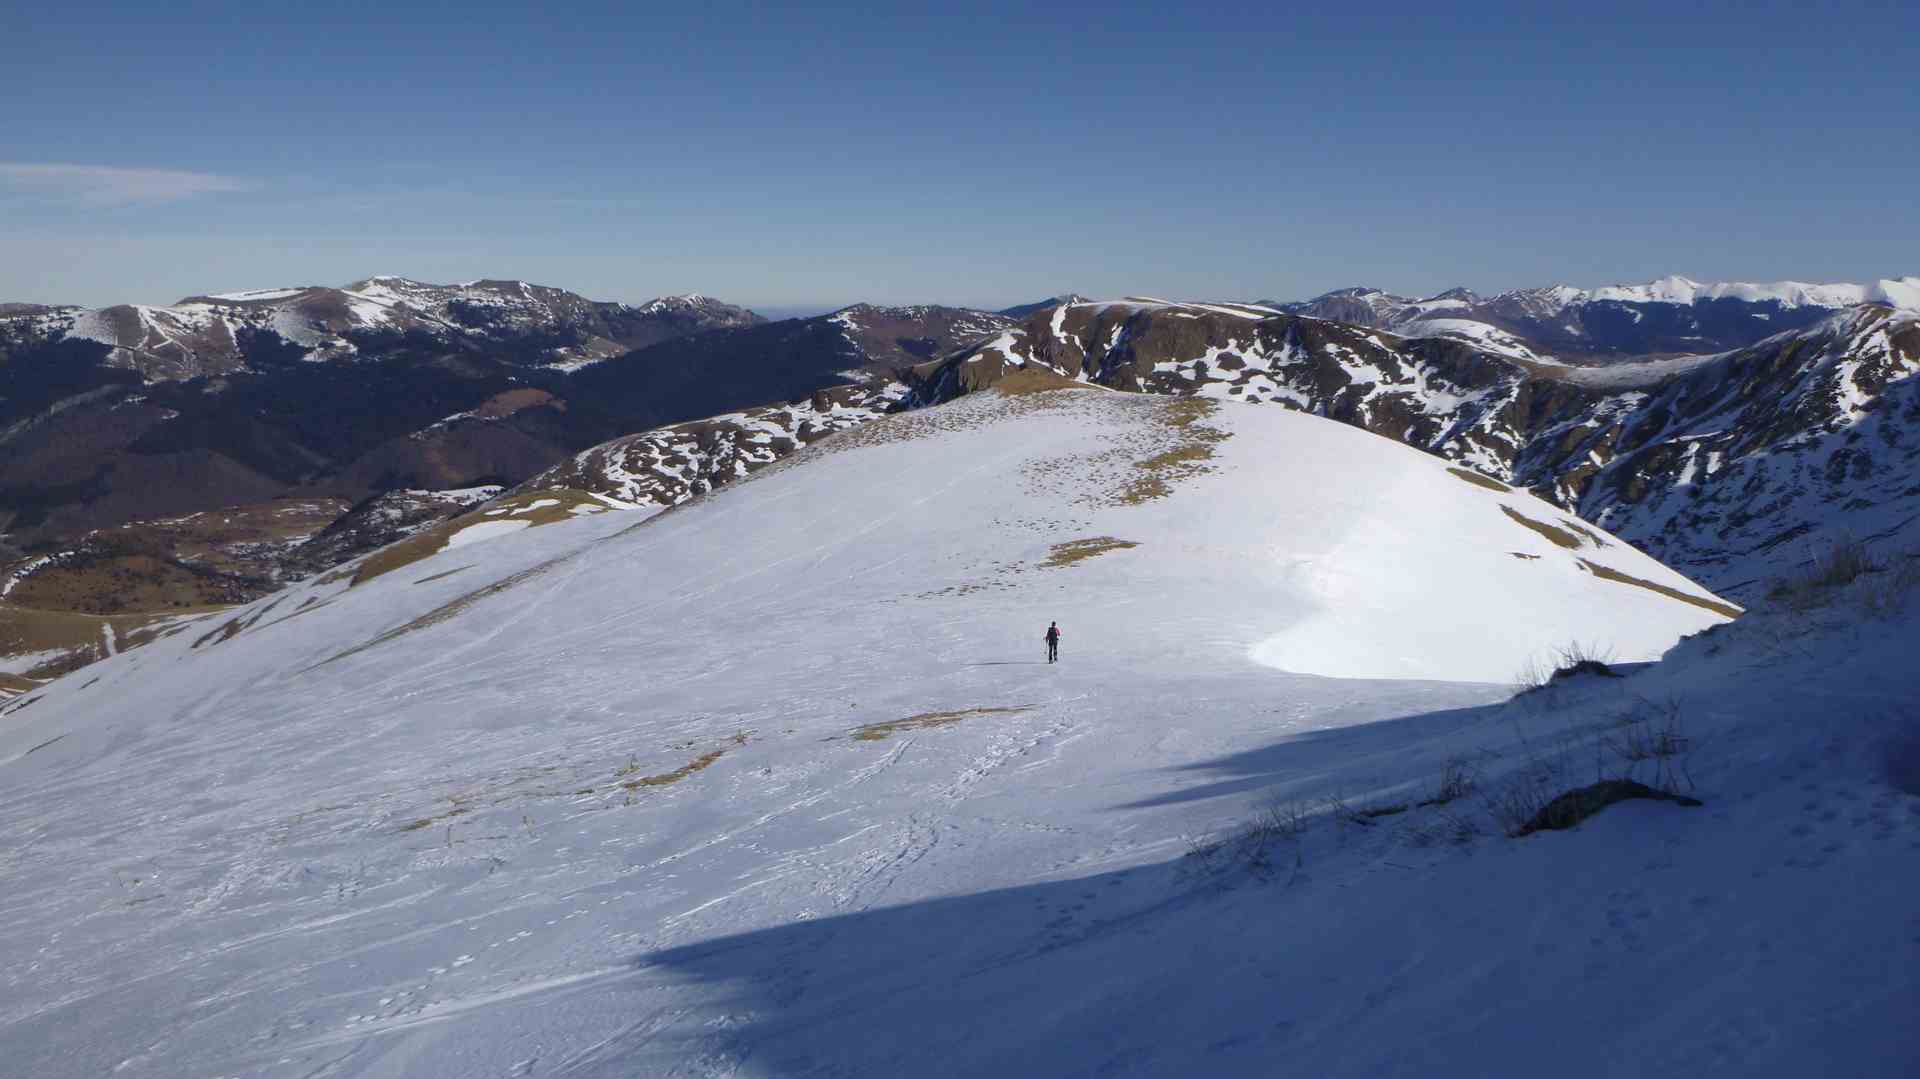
1, 387, 1897, 1079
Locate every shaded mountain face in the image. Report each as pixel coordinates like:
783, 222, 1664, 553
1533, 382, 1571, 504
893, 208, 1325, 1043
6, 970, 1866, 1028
561, 304, 1012, 435
512, 305, 1015, 512
1274, 275, 1920, 358
0, 287, 1010, 553
906, 299, 1920, 596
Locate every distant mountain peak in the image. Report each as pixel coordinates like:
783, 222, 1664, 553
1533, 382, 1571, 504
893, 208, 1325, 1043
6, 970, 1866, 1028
996, 294, 1091, 319
3, 275, 769, 382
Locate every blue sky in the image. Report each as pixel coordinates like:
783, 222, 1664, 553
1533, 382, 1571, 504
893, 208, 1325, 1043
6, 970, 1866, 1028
3, 1, 1917, 311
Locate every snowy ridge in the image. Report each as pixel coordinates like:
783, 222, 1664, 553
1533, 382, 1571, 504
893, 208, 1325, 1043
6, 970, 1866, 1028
1276, 273, 1920, 359
518, 383, 908, 509
1391, 316, 1555, 362
1584, 273, 1920, 310
919, 301, 1920, 596
0, 277, 765, 380
0, 383, 1773, 1076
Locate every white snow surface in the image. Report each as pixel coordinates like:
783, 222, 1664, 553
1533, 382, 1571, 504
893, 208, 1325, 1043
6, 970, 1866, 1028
1569, 274, 1920, 311
443, 519, 534, 549
1392, 317, 1553, 361
206, 287, 309, 301
4, 389, 1907, 1079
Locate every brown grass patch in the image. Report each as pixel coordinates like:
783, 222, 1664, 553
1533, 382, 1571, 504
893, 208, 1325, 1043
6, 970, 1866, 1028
398, 806, 471, 832
1448, 466, 1510, 493
993, 367, 1089, 396
1043, 537, 1139, 568
1117, 398, 1230, 506
0, 672, 43, 699
851, 705, 1033, 741
352, 489, 608, 586
0, 602, 188, 679
314, 557, 567, 668
1579, 559, 1744, 619
1564, 520, 1611, 547
190, 596, 284, 649
1, 497, 349, 615
620, 749, 726, 789
1501, 505, 1583, 550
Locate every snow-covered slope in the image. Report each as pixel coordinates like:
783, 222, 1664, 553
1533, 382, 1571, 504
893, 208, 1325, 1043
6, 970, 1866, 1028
1278, 274, 1920, 357
1583, 273, 1920, 309
516, 383, 906, 509
0, 385, 1755, 1076
919, 301, 1920, 597
0, 277, 764, 380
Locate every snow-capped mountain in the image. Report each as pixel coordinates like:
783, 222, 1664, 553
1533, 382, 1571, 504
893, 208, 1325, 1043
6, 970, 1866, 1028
0, 290, 1019, 688
517, 383, 905, 510
913, 298, 1920, 597
997, 293, 1092, 319
0, 277, 764, 381
0, 377, 1789, 1076
0, 286, 1009, 555
1276, 274, 1920, 357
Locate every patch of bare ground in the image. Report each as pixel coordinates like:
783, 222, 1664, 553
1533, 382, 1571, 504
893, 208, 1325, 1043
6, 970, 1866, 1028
0, 672, 42, 700
314, 557, 568, 668
1, 497, 349, 616
351, 489, 609, 585
1578, 558, 1744, 619
919, 580, 1019, 599
1116, 397, 1230, 506
618, 732, 749, 790
1043, 537, 1139, 568
192, 596, 286, 649
851, 706, 1033, 741
413, 565, 474, 585
1514, 779, 1702, 836
1563, 520, 1610, 547
398, 805, 472, 832
621, 750, 725, 788
992, 367, 1088, 396
0, 602, 201, 679
1500, 504, 1583, 550
1447, 466, 1510, 492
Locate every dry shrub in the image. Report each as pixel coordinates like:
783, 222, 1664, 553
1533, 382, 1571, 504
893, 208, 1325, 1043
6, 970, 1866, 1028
1182, 797, 1311, 880
1766, 535, 1885, 612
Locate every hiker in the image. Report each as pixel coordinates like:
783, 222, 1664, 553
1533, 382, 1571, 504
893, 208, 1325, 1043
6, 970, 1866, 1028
1045, 621, 1061, 663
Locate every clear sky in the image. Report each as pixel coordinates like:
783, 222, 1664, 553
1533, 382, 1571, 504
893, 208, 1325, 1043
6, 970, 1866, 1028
4, 0, 1917, 311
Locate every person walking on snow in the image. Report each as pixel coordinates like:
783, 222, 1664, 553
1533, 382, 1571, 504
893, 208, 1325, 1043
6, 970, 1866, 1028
1045, 621, 1061, 664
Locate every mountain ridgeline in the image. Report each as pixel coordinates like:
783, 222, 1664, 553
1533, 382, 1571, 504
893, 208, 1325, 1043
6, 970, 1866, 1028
0, 280, 1012, 551
5, 272, 1919, 688
904, 298, 1920, 595
1270, 275, 1920, 358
